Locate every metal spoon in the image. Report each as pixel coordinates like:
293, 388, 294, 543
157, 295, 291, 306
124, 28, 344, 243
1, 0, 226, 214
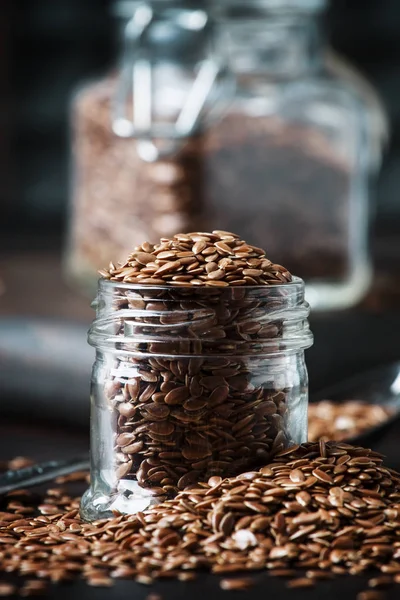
310, 361, 400, 446
0, 457, 90, 496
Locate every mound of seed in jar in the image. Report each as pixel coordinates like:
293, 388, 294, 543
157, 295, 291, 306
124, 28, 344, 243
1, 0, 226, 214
94, 231, 304, 500
99, 230, 292, 286
308, 400, 395, 443
2, 443, 400, 597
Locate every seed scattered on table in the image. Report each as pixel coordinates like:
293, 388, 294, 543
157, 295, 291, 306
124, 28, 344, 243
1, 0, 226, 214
20, 580, 48, 597
357, 591, 386, 600
287, 578, 315, 589
87, 575, 113, 587
2, 442, 400, 596
220, 578, 255, 591
7, 457, 35, 471
0, 582, 17, 596
368, 576, 393, 589
308, 400, 394, 443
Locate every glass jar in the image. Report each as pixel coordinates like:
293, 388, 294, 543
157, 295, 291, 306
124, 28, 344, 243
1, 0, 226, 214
203, 0, 387, 310
66, 1, 230, 296
66, 0, 387, 310
80, 278, 313, 520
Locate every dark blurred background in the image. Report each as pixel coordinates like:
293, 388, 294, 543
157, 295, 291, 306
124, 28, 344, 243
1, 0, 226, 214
2, 0, 400, 426
3, 0, 400, 247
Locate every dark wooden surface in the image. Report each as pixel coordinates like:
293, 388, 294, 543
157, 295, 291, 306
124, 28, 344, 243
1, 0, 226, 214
2, 244, 400, 596
1, 418, 400, 599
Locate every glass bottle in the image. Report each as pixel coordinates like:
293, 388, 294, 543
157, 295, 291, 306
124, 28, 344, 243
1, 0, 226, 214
81, 277, 313, 520
67, 0, 387, 310
201, 0, 387, 310
66, 1, 231, 296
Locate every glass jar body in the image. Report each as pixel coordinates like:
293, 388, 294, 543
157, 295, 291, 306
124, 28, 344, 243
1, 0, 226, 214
80, 279, 312, 520
66, 74, 205, 296
198, 77, 373, 311
199, 8, 386, 310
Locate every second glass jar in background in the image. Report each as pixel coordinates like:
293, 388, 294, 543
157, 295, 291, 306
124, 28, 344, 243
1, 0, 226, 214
67, 0, 387, 310
81, 277, 313, 520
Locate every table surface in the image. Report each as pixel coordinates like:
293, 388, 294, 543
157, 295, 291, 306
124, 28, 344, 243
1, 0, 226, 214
1, 418, 400, 600
2, 246, 400, 598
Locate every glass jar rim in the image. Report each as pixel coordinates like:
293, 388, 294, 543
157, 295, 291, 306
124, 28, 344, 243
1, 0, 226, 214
89, 276, 313, 357
98, 274, 305, 291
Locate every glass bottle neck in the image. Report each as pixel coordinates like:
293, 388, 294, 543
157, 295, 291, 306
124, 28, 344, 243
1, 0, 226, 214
217, 15, 322, 78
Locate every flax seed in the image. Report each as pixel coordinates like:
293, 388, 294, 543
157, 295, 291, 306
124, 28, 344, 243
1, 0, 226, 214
308, 400, 394, 443
220, 577, 255, 591
4, 441, 400, 597
287, 577, 315, 588
0, 582, 16, 596
357, 592, 386, 600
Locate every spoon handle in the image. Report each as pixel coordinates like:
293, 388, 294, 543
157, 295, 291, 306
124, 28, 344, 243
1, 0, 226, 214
0, 457, 90, 495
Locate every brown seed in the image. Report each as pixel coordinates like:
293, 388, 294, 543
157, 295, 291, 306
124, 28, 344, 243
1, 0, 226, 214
182, 445, 212, 461
219, 513, 235, 536
116, 432, 135, 447
178, 573, 197, 581
115, 461, 133, 479
148, 422, 175, 436
193, 241, 207, 254
290, 469, 305, 483
368, 576, 393, 589
312, 468, 333, 484
87, 576, 113, 587
306, 570, 333, 580
205, 262, 218, 273
287, 578, 315, 588
215, 242, 234, 254
269, 569, 298, 578
136, 575, 154, 585
0, 582, 16, 596
357, 592, 386, 600
135, 252, 155, 265
220, 578, 255, 591
209, 386, 229, 406
242, 269, 263, 277
156, 251, 177, 259
122, 441, 144, 454
207, 269, 225, 280
164, 386, 190, 405
205, 280, 229, 287
118, 403, 136, 418
8, 457, 35, 470
154, 261, 181, 277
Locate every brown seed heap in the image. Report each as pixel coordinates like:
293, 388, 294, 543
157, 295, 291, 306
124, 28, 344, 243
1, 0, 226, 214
94, 233, 304, 500
106, 366, 292, 496
308, 401, 395, 443
100, 230, 292, 286
2, 443, 400, 597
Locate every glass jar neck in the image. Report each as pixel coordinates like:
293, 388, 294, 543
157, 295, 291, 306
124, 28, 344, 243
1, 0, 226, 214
216, 15, 322, 78
89, 279, 313, 357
